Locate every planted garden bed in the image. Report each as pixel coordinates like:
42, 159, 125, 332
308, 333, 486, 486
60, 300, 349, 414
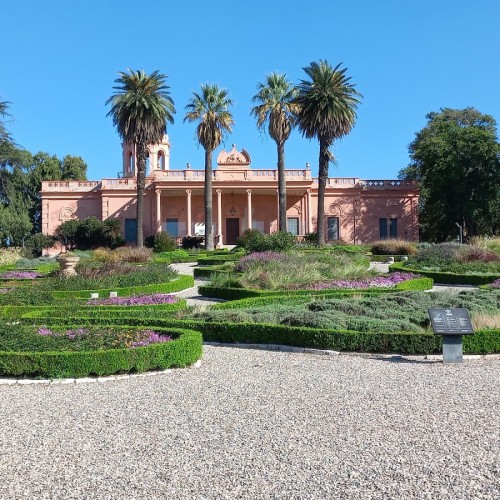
0, 324, 202, 378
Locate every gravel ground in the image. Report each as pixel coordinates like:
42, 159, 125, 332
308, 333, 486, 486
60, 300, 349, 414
0, 346, 499, 499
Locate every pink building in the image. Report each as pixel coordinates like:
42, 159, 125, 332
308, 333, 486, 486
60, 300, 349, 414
41, 137, 419, 246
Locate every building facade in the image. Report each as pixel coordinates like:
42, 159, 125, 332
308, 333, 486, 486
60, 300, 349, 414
41, 137, 419, 246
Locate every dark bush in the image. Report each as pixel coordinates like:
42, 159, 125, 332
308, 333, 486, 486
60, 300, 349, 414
182, 236, 204, 249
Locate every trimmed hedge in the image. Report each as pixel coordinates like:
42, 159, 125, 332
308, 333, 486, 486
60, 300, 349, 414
193, 266, 232, 278
18, 300, 187, 320
15, 313, 499, 355
197, 255, 241, 266
198, 277, 433, 301
50, 275, 194, 299
389, 261, 500, 285
0, 327, 202, 378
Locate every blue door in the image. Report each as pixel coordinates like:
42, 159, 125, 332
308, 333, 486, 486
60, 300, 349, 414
125, 219, 137, 244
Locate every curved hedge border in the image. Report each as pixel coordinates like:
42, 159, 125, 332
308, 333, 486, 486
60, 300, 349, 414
0, 327, 202, 379
50, 275, 194, 299
14, 313, 500, 355
4, 300, 187, 321
198, 277, 433, 301
197, 255, 242, 266
193, 265, 232, 278
389, 261, 500, 285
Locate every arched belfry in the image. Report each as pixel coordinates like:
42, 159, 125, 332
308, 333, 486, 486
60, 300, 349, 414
122, 134, 171, 177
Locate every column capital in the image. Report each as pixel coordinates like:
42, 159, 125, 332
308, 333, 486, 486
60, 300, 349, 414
186, 189, 192, 195
216, 189, 222, 195
246, 189, 252, 196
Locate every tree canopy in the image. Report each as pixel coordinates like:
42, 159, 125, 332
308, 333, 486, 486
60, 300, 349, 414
184, 84, 233, 251
106, 69, 175, 246
295, 60, 362, 245
399, 107, 500, 241
251, 72, 299, 232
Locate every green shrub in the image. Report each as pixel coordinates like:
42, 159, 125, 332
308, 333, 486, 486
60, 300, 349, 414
182, 236, 204, 249
155, 249, 192, 263
237, 228, 263, 249
25, 233, 56, 257
153, 232, 177, 253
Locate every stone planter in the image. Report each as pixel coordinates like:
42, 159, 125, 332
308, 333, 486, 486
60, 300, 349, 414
57, 255, 80, 276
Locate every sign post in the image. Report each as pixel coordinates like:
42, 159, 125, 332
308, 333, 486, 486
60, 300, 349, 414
428, 308, 474, 363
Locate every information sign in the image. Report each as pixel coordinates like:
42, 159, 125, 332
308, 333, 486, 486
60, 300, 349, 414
428, 308, 474, 335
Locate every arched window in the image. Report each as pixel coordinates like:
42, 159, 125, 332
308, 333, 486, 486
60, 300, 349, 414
157, 150, 165, 170
128, 151, 134, 173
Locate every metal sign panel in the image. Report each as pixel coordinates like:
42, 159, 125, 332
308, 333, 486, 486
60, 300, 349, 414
428, 308, 474, 335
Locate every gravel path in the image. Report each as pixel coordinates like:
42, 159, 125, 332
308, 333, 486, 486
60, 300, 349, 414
170, 263, 224, 307
0, 346, 498, 499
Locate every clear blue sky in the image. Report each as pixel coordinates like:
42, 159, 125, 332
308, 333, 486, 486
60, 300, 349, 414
3, 0, 499, 181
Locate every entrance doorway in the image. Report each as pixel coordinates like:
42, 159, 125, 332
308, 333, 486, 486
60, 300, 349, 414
125, 219, 137, 244
225, 218, 239, 245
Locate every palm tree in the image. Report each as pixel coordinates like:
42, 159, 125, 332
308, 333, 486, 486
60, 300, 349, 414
184, 84, 233, 251
251, 73, 299, 232
295, 60, 362, 245
106, 69, 175, 247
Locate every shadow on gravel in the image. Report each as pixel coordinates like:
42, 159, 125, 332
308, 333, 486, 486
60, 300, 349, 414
368, 356, 438, 365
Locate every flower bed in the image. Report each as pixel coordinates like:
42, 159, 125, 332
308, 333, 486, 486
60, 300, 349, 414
297, 272, 418, 290
0, 271, 43, 280
0, 324, 202, 378
86, 293, 178, 306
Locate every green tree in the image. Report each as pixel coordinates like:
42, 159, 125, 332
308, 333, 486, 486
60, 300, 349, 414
54, 219, 79, 250
251, 72, 299, 232
399, 108, 500, 241
295, 60, 362, 245
61, 155, 87, 180
184, 84, 234, 251
106, 69, 175, 247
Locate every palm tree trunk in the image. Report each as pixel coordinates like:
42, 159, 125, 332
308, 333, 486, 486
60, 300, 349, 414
204, 148, 214, 251
277, 141, 287, 232
136, 142, 146, 247
316, 138, 330, 246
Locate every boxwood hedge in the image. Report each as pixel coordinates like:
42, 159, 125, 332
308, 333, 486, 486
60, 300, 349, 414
50, 275, 194, 299
198, 277, 433, 301
20, 315, 499, 355
0, 327, 202, 379
389, 261, 500, 286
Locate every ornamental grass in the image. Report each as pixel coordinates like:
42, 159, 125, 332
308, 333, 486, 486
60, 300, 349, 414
215, 249, 372, 290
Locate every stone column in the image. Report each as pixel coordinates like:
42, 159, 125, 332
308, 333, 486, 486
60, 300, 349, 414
155, 189, 162, 234
276, 189, 280, 232
186, 189, 192, 236
246, 189, 252, 230
101, 197, 109, 221
307, 189, 313, 233
216, 189, 223, 248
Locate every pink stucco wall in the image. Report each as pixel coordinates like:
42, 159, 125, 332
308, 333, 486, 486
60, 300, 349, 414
41, 145, 418, 245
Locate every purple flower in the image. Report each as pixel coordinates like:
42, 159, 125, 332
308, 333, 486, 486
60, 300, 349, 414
236, 252, 288, 272
37, 327, 53, 336
306, 272, 417, 290
1, 271, 42, 279
86, 293, 178, 306
130, 330, 172, 348
490, 279, 500, 289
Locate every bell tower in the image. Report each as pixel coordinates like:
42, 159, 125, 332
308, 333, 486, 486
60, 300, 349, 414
122, 134, 171, 177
